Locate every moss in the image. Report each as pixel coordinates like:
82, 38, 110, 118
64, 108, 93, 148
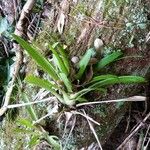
92, 105, 107, 117
70, 2, 92, 18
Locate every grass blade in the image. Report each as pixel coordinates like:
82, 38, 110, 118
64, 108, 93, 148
12, 34, 59, 81
17, 118, 33, 128
76, 48, 95, 79
96, 51, 123, 70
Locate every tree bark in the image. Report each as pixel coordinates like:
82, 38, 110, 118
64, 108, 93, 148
29, 0, 150, 149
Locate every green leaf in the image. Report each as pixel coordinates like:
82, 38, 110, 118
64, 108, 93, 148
49, 44, 68, 75
55, 43, 70, 73
52, 42, 59, 48
62, 91, 75, 106
25, 75, 64, 104
28, 135, 40, 148
118, 76, 146, 83
76, 48, 95, 79
46, 135, 61, 150
94, 87, 107, 94
14, 128, 33, 134
70, 88, 94, 100
25, 75, 55, 91
12, 34, 59, 81
91, 74, 118, 83
89, 76, 146, 89
96, 51, 123, 70
59, 73, 72, 92
22, 93, 38, 121
75, 97, 87, 102
89, 77, 120, 88
17, 118, 33, 128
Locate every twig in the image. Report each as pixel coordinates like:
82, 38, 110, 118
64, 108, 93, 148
33, 102, 58, 125
141, 124, 150, 149
72, 110, 100, 126
144, 137, 150, 150
63, 115, 76, 150
117, 112, 150, 150
6, 97, 56, 109
82, 110, 103, 150
0, 0, 35, 116
76, 96, 146, 107
125, 105, 131, 133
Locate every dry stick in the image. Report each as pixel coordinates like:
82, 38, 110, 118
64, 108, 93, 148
72, 110, 100, 126
82, 110, 103, 150
117, 112, 150, 150
141, 124, 150, 149
6, 97, 56, 109
63, 115, 76, 150
76, 96, 146, 107
0, 0, 35, 116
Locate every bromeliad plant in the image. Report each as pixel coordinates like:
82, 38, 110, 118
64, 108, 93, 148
12, 34, 146, 107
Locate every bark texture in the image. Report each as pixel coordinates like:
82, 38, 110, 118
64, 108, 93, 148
26, 0, 150, 149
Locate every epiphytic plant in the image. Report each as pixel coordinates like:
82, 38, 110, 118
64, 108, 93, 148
12, 34, 146, 107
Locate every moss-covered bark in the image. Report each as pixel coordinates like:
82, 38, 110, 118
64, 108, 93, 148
30, 0, 150, 149
1, 0, 150, 149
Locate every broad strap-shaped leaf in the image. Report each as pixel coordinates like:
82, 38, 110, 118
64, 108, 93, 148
89, 75, 146, 88
76, 48, 95, 79
55, 43, 70, 73
70, 87, 106, 100
12, 34, 59, 81
25, 75, 64, 103
75, 97, 88, 102
89, 77, 120, 88
91, 74, 118, 83
59, 73, 73, 92
25, 75, 56, 91
96, 51, 123, 70
118, 76, 146, 83
49, 44, 69, 75
70, 88, 94, 100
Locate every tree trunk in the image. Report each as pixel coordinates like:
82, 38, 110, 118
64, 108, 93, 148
27, 0, 150, 149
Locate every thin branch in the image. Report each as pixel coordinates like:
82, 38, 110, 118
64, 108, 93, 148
76, 96, 146, 107
117, 112, 150, 150
72, 110, 100, 126
6, 97, 56, 109
82, 110, 103, 150
63, 115, 76, 150
141, 124, 150, 149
